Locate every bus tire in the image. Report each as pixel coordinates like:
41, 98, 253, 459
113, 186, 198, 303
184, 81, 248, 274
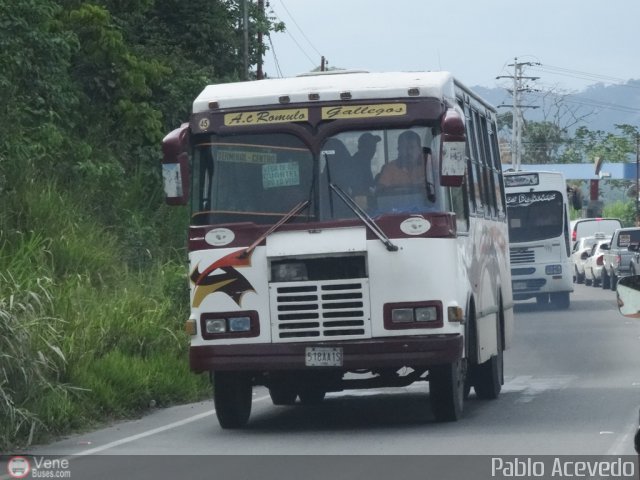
213, 372, 252, 429
474, 320, 503, 400
429, 358, 465, 422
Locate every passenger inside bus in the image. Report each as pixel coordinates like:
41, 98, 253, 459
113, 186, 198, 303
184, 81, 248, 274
321, 138, 357, 217
348, 132, 379, 197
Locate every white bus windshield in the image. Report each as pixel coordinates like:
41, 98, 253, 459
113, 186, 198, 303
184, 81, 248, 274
506, 190, 564, 243
320, 126, 442, 217
192, 127, 444, 225
191, 133, 314, 225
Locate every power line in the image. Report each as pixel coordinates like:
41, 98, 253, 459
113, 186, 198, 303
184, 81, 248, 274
267, 33, 284, 78
530, 64, 640, 90
277, 0, 323, 57
269, 1, 317, 68
528, 90, 640, 114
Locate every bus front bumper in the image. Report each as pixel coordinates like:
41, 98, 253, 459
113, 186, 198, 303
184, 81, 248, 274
189, 334, 463, 373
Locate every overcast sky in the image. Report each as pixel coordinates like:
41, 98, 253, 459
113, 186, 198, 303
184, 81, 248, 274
262, 0, 640, 93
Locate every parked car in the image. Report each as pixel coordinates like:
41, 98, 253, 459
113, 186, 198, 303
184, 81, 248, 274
570, 217, 622, 243
571, 235, 600, 284
583, 239, 611, 287
602, 227, 640, 290
614, 275, 640, 459
629, 243, 640, 275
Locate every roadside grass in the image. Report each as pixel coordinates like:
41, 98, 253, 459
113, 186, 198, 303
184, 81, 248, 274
0, 183, 208, 451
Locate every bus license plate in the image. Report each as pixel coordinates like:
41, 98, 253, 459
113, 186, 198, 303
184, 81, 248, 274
305, 347, 343, 367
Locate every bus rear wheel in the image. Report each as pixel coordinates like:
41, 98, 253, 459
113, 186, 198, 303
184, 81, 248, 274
212, 372, 252, 429
474, 319, 504, 400
429, 358, 465, 422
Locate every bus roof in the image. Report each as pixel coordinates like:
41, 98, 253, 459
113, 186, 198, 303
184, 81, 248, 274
193, 71, 494, 114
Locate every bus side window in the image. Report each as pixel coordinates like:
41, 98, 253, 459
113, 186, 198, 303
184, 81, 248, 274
450, 177, 470, 233
466, 110, 484, 214
473, 110, 496, 218
488, 129, 505, 217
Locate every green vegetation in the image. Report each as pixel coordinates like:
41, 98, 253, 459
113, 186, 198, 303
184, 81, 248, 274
603, 200, 636, 227
0, 0, 282, 450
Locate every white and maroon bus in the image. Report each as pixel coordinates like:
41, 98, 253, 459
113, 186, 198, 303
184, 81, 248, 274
162, 71, 514, 428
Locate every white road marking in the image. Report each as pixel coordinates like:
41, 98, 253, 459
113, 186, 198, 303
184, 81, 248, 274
75, 394, 270, 456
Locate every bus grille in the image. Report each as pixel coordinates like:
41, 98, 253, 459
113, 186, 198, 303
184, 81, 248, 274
510, 248, 535, 264
269, 279, 371, 341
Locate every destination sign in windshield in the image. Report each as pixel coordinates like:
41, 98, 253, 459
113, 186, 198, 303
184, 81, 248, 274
506, 191, 558, 207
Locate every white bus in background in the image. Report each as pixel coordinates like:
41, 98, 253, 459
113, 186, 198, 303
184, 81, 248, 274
505, 171, 573, 309
162, 71, 514, 427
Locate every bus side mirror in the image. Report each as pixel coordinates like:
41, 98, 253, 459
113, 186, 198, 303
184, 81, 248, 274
440, 108, 466, 187
162, 123, 190, 205
616, 275, 640, 318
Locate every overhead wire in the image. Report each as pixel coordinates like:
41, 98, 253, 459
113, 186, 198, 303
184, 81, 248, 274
267, 33, 284, 78
269, 1, 318, 68
277, 0, 323, 58
530, 64, 640, 90
527, 90, 640, 115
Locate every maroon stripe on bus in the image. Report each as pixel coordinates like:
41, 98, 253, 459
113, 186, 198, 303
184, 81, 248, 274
188, 212, 456, 252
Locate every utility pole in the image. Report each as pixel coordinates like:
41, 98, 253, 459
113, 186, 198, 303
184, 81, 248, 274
497, 58, 540, 171
256, 0, 264, 79
243, 0, 249, 80
320, 56, 326, 72
636, 133, 640, 226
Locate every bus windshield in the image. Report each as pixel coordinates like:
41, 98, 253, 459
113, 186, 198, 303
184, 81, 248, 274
191, 133, 314, 225
506, 190, 564, 242
192, 127, 444, 225
320, 126, 442, 218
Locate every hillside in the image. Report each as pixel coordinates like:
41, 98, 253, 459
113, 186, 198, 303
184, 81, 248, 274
473, 80, 640, 132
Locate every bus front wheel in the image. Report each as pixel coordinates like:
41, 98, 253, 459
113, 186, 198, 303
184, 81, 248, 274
212, 372, 252, 429
429, 358, 465, 422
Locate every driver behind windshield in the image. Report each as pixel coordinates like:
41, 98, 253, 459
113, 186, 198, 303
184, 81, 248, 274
375, 130, 426, 188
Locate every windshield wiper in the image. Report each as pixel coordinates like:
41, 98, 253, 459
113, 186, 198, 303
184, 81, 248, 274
329, 183, 398, 252
240, 200, 310, 258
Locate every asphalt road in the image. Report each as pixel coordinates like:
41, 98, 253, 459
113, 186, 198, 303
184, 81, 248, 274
9, 282, 640, 479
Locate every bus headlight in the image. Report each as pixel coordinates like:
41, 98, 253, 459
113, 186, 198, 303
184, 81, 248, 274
391, 308, 414, 323
415, 307, 438, 322
205, 318, 227, 334
201, 311, 259, 339
545, 264, 562, 275
228, 316, 252, 332
384, 302, 443, 330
